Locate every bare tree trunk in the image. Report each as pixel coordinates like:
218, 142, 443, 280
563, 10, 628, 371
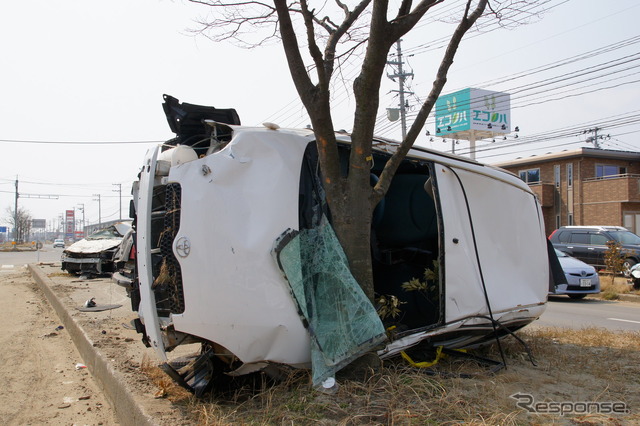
330, 182, 376, 302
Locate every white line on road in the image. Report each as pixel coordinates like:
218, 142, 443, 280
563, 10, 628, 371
607, 318, 640, 324
1, 265, 15, 269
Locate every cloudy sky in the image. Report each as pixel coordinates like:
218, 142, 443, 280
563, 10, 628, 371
2, 0, 639, 232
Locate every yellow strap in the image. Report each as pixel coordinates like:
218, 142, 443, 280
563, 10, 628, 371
401, 346, 446, 368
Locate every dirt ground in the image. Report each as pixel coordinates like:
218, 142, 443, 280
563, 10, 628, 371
0, 268, 117, 425
0, 265, 199, 425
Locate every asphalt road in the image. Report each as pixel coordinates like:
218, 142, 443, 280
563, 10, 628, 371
0, 244, 63, 266
536, 296, 640, 331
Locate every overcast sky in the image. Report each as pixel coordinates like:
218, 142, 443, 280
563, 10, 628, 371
2, 0, 639, 232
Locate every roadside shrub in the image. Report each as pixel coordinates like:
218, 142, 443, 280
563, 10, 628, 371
604, 240, 626, 277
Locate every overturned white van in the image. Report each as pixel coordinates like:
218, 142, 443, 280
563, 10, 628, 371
127, 95, 557, 394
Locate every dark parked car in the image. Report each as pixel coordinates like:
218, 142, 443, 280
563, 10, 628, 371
549, 226, 640, 274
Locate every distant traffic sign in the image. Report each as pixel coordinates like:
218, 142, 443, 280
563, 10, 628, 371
0, 226, 7, 233
32, 219, 46, 228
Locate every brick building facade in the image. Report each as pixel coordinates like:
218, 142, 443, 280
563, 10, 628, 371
494, 148, 640, 236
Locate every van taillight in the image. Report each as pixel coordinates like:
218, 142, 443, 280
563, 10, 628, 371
129, 245, 136, 260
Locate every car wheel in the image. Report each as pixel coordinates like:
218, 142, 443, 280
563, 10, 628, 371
622, 258, 637, 277
568, 294, 587, 300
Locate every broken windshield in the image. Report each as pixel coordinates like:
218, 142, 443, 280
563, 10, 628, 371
87, 226, 124, 240
274, 215, 387, 387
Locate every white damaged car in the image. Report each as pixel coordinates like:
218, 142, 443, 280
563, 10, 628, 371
126, 95, 561, 394
61, 221, 132, 276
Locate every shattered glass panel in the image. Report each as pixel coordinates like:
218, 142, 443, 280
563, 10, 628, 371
275, 216, 387, 386
87, 226, 124, 240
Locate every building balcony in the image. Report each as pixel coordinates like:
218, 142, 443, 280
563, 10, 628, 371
582, 174, 640, 203
527, 181, 555, 207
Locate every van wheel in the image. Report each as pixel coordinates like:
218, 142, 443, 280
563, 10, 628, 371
622, 258, 636, 277
569, 294, 587, 300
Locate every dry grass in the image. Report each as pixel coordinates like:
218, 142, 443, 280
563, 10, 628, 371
599, 275, 638, 300
140, 355, 193, 403
139, 327, 640, 425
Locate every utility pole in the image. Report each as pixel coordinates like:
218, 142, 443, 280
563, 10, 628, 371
387, 39, 413, 140
584, 127, 609, 149
14, 177, 18, 242
77, 203, 85, 237
113, 183, 122, 220
93, 194, 102, 228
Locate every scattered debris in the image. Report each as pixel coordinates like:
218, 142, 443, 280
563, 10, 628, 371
121, 322, 136, 330
75, 363, 87, 370
77, 298, 122, 312
77, 304, 122, 312
153, 388, 167, 399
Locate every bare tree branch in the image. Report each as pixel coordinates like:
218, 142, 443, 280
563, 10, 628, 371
323, 0, 371, 77
183, 0, 538, 301
374, 0, 489, 203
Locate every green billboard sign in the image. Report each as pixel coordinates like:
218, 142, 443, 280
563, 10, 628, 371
435, 88, 510, 139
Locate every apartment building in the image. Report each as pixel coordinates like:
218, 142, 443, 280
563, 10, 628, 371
494, 148, 640, 236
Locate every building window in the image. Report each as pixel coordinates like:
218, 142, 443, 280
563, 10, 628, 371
519, 168, 541, 184
568, 213, 573, 226
556, 215, 560, 229
554, 165, 560, 188
596, 164, 626, 179
567, 163, 573, 188
624, 213, 640, 234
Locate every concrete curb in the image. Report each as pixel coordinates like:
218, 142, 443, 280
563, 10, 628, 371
615, 293, 640, 303
29, 264, 155, 426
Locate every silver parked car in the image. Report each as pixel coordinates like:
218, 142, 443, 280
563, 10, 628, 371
550, 249, 601, 299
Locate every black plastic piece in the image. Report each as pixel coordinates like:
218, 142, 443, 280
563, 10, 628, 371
162, 94, 240, 146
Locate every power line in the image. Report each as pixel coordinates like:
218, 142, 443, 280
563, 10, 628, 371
0, 139, 163, 145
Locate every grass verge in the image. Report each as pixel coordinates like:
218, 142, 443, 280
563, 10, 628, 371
140, 327, 640, 425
